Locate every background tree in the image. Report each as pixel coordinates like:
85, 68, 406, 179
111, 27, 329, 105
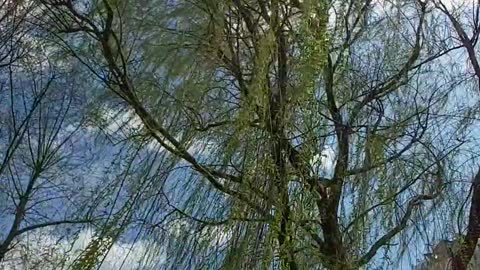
0, 1, 98, 268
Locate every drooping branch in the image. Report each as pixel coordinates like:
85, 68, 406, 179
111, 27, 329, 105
39, 1, 277, 219
436, 0, 480, 88
356, 194, 436, 267
350, 0, 427, 124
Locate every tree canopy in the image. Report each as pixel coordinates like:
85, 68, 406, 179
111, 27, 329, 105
2, 0, 480, 269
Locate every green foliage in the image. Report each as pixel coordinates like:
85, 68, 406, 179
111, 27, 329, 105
365, 133, 386, 165
249, 29, 277, 113
70, 236, 113, 270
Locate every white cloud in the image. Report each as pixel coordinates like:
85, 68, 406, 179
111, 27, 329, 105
101, 108, 143, 136
309, 146, 336, 178
0, 228, 166, 270
1, 221, 231, 270
168, 218, 232, 248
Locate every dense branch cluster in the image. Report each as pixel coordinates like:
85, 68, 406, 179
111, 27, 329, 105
1, 0, 480, 269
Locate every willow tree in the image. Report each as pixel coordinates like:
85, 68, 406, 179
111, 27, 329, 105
32, 0, 470, 269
